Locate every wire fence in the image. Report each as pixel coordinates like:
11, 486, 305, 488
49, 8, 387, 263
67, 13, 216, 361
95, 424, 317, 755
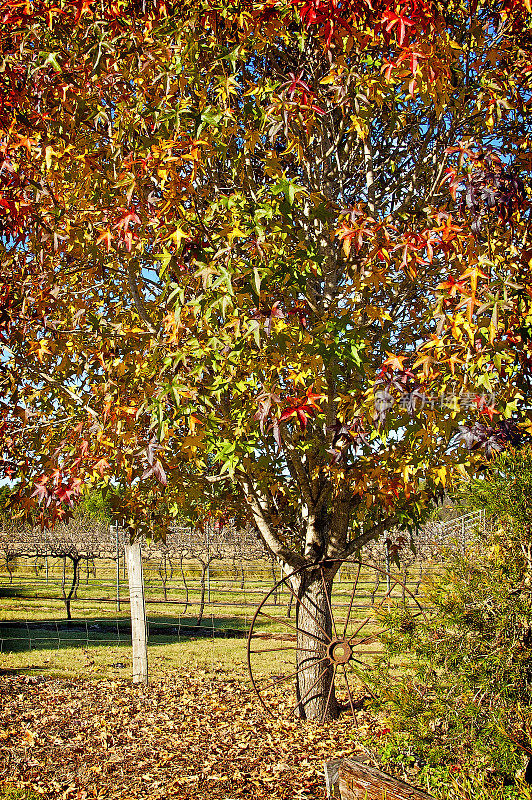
0, 511, 489, 655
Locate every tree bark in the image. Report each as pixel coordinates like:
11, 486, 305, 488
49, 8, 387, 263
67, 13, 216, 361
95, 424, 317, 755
73, 559, 80, 599
270, 557, 278, 605
239, 557, 245, 590
180, 551, 189, 614
6, 555, 14, 583
287, 591, 294, 618
293, 571, 339, 721
159, 554, 168, 600
61, 556, 80, 620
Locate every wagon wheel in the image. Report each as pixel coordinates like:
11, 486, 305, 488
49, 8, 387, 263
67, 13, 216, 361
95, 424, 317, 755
247, 558, 426, 724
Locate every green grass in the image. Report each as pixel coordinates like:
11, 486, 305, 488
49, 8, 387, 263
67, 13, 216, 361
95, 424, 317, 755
0, 788, 41, 800
0, 637, 251, 681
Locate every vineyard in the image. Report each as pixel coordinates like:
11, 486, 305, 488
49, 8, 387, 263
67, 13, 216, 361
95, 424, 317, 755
0, 512, 486, 657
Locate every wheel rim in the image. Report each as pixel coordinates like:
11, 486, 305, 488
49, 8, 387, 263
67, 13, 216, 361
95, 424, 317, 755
247, 558, 425, 723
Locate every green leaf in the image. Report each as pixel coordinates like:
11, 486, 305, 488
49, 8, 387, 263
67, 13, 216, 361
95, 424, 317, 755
251, 267, 261, 296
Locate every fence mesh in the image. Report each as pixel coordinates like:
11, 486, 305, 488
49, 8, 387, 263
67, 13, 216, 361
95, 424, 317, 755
0, 512, 489, 655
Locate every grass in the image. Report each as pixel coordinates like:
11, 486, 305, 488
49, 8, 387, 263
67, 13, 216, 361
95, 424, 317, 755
0, 789, 41, 800
0, 557, 429, 688
0, 637, 251, 681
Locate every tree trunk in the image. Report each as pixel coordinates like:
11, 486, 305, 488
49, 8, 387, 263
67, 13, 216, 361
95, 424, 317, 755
287, 591, 294, 618
159, 554, 168, 601
414, 564, 423, 596
61, 557, 79, 620
270, 558, 278, 605
370, 572, 380, 604
73, 559, 80, 599
294, 571, 339, 721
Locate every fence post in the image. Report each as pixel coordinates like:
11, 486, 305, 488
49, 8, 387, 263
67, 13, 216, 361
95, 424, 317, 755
385, 538, 391, 592
207, 523, 211, 603
115, 524, 121, 612
125, 540, 148, 686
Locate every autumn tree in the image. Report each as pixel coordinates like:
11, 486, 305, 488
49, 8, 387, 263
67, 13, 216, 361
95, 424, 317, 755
2, 0, 532, 718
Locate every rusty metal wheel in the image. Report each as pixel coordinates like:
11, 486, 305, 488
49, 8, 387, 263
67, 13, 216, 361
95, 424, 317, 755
247, 558, 426, 723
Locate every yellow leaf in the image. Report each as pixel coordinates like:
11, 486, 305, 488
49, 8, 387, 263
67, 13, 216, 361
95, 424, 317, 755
22, 730, 36, 746
436, 466, 447, 487
28, 339, 52, 363
350, 115, 369, 140
164, 225, 189, 251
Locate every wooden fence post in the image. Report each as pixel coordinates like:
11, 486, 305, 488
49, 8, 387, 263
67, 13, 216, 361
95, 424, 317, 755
125, 540, 148, 686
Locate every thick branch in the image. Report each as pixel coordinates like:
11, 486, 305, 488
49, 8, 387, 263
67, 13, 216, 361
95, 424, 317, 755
126, 264, 158, 335
238, 474, 305, 569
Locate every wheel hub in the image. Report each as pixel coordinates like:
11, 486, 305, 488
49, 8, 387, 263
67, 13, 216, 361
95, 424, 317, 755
328, 639, 353, 664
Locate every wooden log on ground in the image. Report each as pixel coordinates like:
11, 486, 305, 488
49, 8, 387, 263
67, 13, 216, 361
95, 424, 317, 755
324, 758, 434, 800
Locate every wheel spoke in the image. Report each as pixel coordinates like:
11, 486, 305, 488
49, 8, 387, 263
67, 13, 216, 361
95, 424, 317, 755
347, 579, 400, 644
351, 656, 373, 669
320, 564, 338, 640
354, 633, 380, 646
347, 613, 373, 644
345, 660, 378, 700
321, 663, 337, 724
342, 561, 361, 639
249, 644, 317, 654
341, 664, 358, 726
257, 655, 330, 695
254, 610, 328, 645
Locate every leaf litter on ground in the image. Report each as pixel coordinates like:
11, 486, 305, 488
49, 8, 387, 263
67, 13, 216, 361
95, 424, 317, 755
0, 667, 375, 799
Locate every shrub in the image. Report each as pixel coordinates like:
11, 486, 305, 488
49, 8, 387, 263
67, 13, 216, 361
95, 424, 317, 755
371, 532, 532, 798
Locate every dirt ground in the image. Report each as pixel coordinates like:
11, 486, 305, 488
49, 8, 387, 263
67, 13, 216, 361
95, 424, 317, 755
0, 669, 376, 800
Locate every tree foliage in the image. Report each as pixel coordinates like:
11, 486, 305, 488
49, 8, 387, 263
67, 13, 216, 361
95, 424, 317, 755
1, 0, 532, 564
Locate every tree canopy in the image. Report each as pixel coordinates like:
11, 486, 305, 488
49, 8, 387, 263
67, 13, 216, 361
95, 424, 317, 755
1, 0, 532, 564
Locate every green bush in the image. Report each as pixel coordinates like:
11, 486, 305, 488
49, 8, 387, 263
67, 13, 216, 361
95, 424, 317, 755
371, 532, 532, 798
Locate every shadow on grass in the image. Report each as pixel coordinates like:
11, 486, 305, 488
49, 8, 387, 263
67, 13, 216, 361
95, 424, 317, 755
0, 615, 250, 653
0, 586, 34, 599
0, 666, 45, 675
